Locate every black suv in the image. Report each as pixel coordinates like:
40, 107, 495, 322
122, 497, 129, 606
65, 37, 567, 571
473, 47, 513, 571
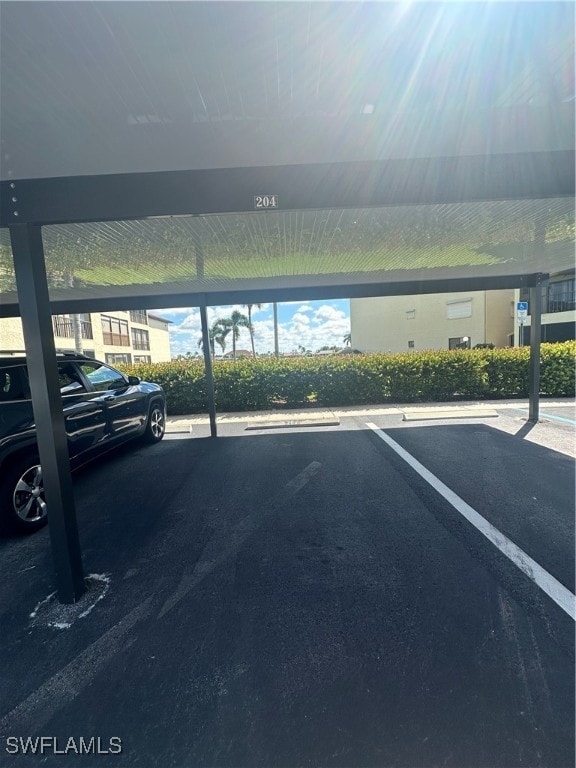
0, 353, 166, 534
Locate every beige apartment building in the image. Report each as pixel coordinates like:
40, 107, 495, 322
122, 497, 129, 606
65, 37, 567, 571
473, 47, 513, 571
0, 310, 171, 363
350, 290, 515, 353
514, 271, 576, 346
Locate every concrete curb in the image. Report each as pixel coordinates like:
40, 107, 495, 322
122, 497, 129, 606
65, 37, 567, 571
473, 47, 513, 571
164, 398, 575, 432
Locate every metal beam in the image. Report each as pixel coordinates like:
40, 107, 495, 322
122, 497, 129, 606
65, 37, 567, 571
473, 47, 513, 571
0, 272, 550, 319
9, 224, 85, 604
1, 151, 573, 227
199, 302, 217, 438
528, 275, 545, 422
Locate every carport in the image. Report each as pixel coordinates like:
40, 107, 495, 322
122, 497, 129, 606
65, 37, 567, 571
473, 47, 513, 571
0, 0, 573, 610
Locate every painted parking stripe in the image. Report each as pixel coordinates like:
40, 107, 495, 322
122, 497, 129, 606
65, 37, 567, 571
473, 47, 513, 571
515, 408, 576, 425
366, 422, 576, 621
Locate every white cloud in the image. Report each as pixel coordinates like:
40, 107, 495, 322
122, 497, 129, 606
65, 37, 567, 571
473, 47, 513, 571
314, 305, 346, 322
163, 301, 350, 357
249, 303, 271, 314
158, 306, 198, 317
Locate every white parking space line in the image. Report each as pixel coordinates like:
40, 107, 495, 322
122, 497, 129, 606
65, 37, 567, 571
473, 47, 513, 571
0, 597, 155, 734
366, 422, 576, 621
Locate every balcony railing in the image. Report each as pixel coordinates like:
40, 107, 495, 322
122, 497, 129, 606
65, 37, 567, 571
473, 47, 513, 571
129, 310, 148, 325
548, 292, 575, 314
520, 289, 576, 316
53, 317, 93, 339
132, 338, 150, 351
102, 332, 130, 347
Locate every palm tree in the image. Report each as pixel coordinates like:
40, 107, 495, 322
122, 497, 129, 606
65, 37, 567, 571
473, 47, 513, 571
197, 327, 217, 360
243, 303, 262, 358
343, 332, 352, 347
198, 319, 230, 359
222, 310, 250, 361
212, 320, 230, 356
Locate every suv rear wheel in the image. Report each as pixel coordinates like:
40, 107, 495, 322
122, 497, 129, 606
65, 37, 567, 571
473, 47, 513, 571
0, 455, 48, 534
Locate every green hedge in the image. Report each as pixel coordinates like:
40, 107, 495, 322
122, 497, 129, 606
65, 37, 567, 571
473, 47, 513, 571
119, 341, 576, 414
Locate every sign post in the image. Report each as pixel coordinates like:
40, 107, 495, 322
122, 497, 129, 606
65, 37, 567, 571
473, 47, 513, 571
517, 301, 528, 347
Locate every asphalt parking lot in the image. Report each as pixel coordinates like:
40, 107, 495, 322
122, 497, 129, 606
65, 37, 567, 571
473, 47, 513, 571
0, 402, 574, 767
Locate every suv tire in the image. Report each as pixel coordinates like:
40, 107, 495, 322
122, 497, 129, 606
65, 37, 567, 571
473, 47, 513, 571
0, 454, 48, 534
142, 402, 166, 443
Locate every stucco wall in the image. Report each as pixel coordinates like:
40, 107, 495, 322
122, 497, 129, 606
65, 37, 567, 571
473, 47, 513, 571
148, 316, 172, 362
350, 290, 514, 353
0, 317, 26, 352
485, 291, 515, 347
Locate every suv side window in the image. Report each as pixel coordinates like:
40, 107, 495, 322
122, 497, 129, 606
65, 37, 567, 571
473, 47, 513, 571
57, 363, 86, 395
78, 362, 127, 392
0, 366, 27, 401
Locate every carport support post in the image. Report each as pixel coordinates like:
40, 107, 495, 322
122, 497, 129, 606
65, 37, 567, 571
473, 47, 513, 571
528, 274, 544, 423
9, 224, 86, 603
199, 302, 217, 437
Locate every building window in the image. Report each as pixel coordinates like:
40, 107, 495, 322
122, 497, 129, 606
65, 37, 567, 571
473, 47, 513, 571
53, 314, 93, 339
449, 336, 471, 350
131, 328, 150, 351
104, 353, 132, 365
101, 316, 130, 346
408, 340, 415, 349
446, 299, 472, 320
129, 310, 148, 325
548, 278, 575, 313
134, 355, 151, 364
406, 310, 416, 320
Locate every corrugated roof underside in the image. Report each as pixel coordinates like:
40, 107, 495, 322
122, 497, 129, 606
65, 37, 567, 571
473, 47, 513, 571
0, 199, 573, 309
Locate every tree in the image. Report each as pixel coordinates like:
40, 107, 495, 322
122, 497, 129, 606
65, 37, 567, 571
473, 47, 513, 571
212, 320, 229, 356
343, 332, 351, 347
198, 319, 230, 360
221, 310, 250, 361
197, 328, 217, 360
243, 303, 262, 358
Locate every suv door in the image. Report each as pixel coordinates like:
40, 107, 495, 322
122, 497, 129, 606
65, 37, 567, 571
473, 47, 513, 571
57, 362, 107, 456
77, 361, 147, 439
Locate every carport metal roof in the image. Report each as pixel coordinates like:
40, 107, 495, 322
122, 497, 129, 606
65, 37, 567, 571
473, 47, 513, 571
0, 1, 574, 313
0, 1, 574, 603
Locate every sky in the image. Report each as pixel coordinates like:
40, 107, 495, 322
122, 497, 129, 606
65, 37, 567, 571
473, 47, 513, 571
156, 300, 351, 358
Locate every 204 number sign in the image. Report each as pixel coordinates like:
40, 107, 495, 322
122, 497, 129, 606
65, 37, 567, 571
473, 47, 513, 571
254, 195, 279, 210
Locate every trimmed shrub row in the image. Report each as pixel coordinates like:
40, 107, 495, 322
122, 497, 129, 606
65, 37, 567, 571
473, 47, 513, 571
119, 341, 576, 415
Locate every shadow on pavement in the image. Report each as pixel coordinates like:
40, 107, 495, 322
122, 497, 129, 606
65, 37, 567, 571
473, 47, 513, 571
1, 426, 574, 767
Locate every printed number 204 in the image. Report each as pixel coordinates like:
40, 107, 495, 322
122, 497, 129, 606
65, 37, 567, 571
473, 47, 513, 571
254, 195, 278, 209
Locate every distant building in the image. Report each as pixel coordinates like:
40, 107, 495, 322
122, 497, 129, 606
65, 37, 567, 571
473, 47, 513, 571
222, 349, 252, 359
0, 310, 171, 363
350, 290, 515, 353
515, 270, 575, 345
